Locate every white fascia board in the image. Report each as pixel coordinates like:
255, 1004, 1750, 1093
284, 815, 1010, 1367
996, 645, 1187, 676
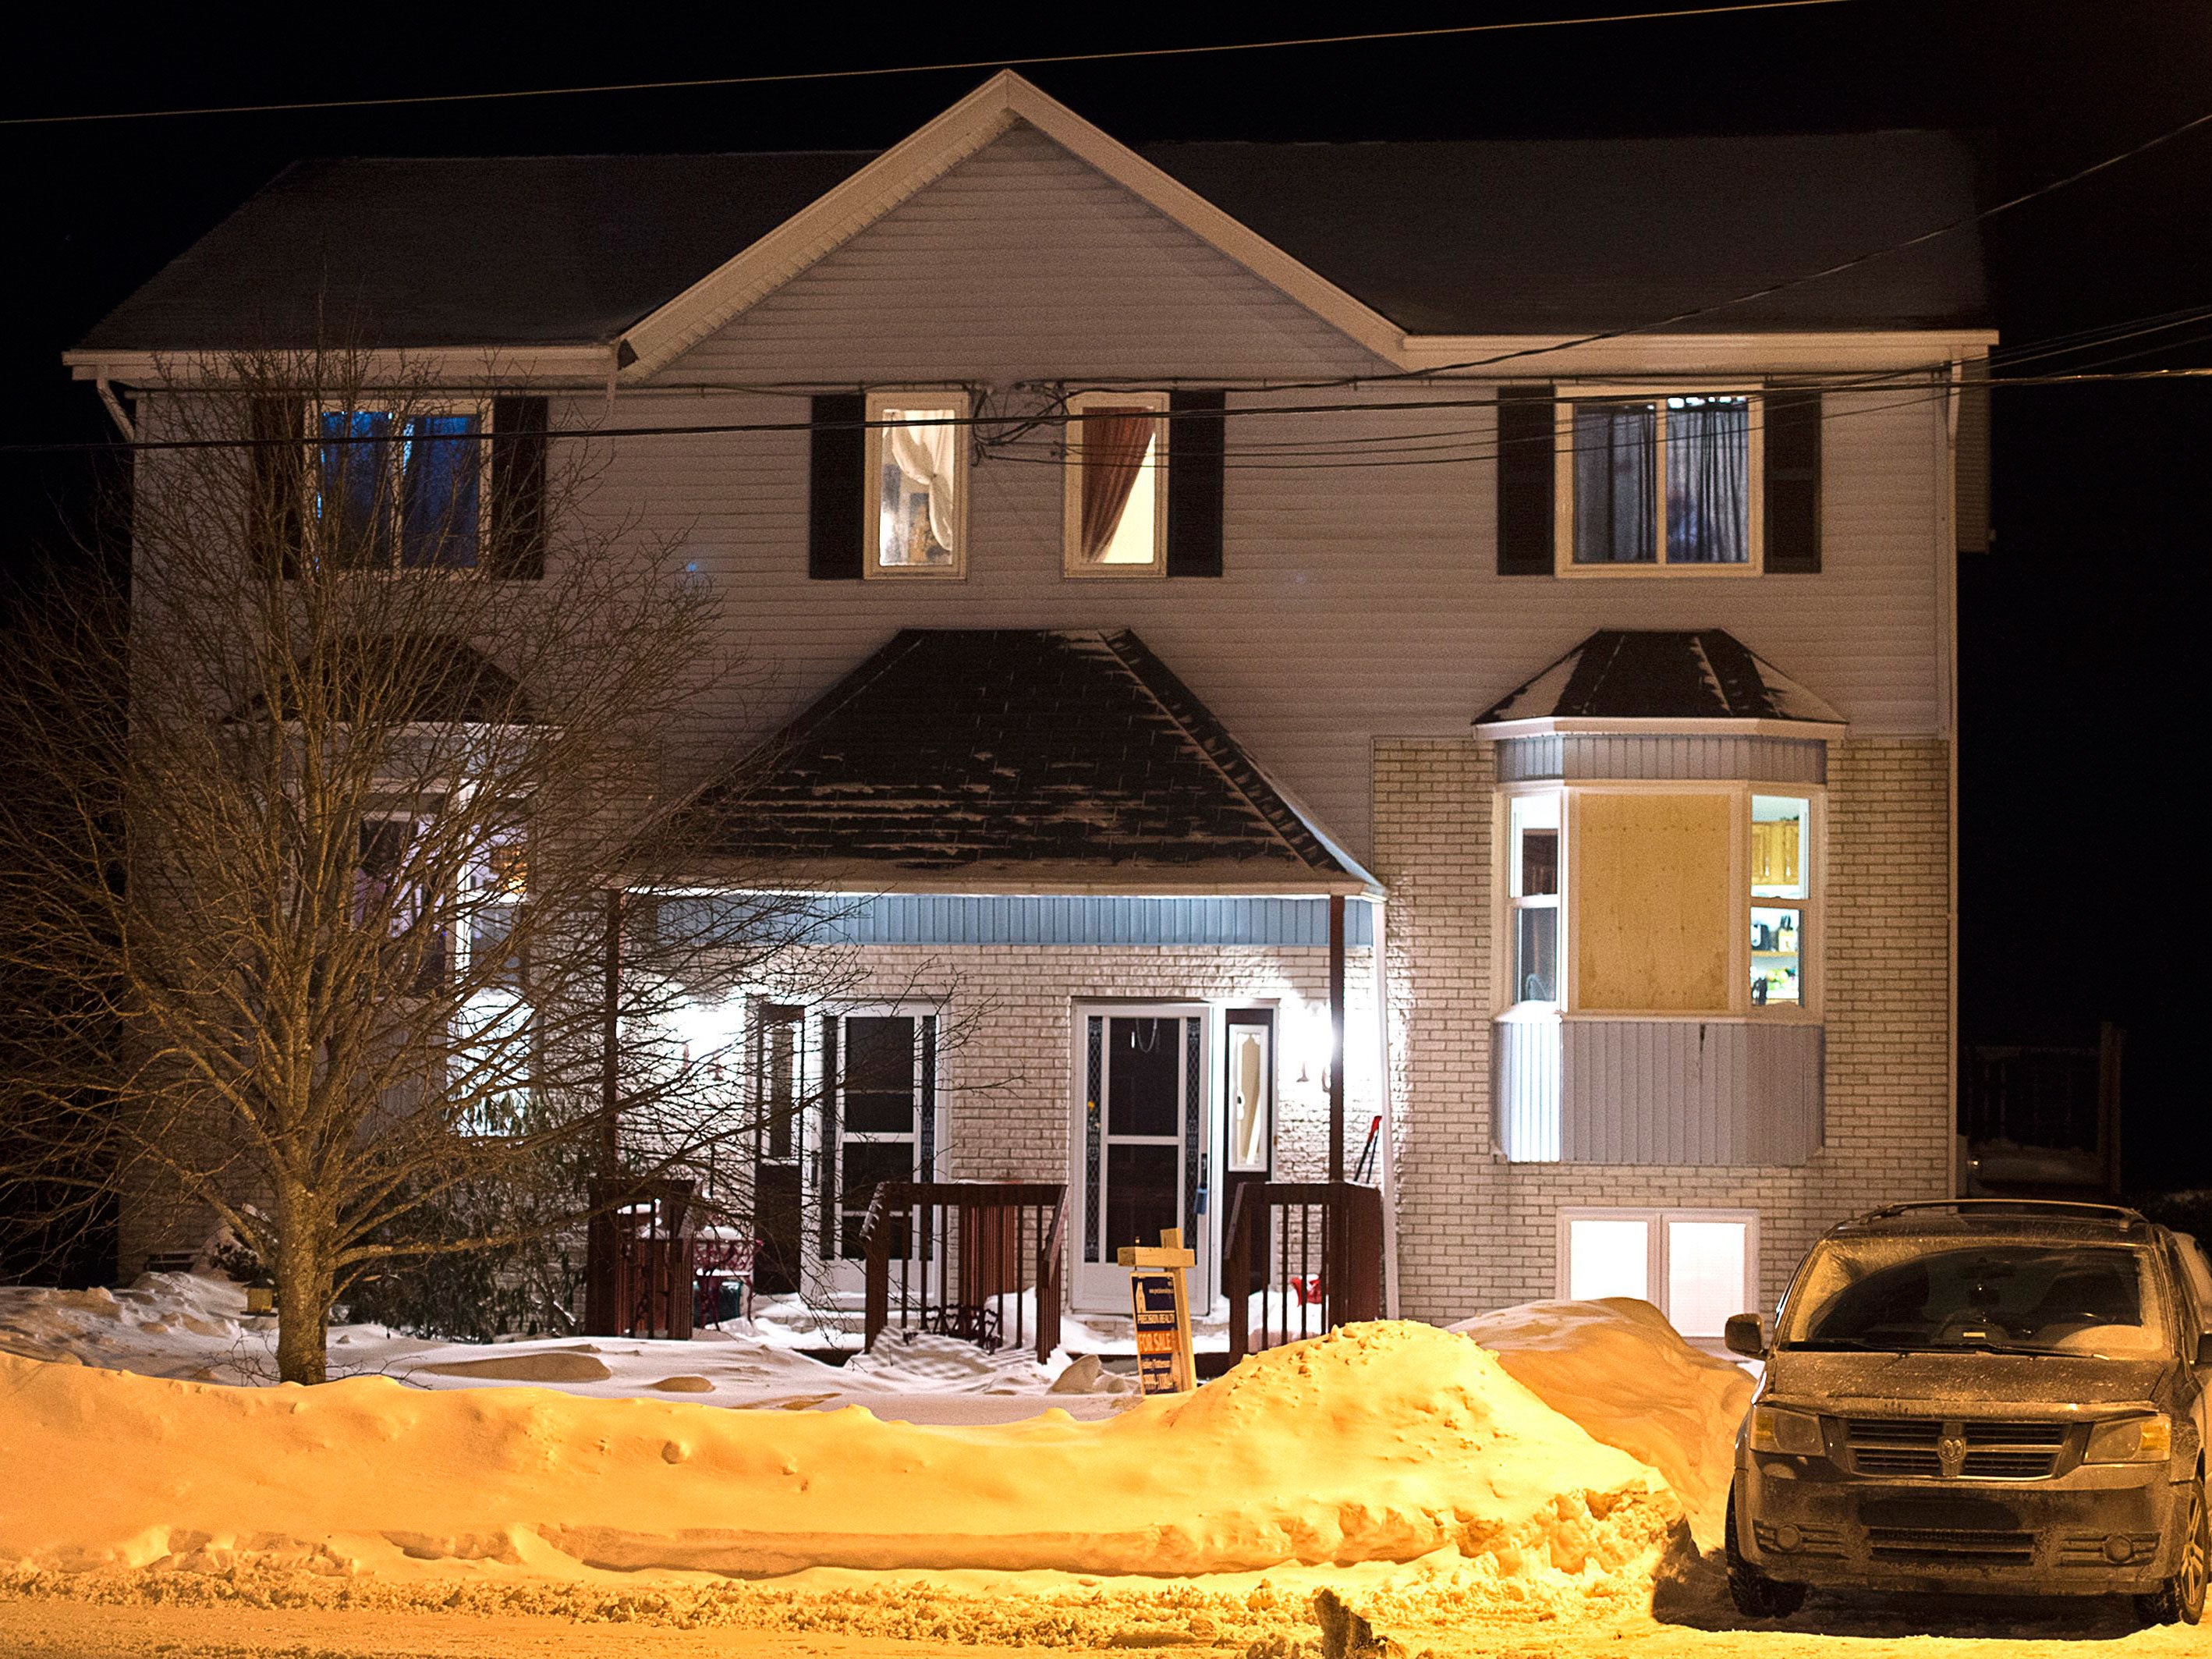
615, 70, 1409, 379
64, 346, 618, 389
1398, 329, 1999, 378
647, 860, 1384, 899
1473, 715, 1847, 740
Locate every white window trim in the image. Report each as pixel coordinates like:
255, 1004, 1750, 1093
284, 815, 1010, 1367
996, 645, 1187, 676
1556, 1206, 1762, 1337
310, 399, 494, 576
1551, 386, 1765, 578
1062, 388, 1170, 579
1494, 778, 1825, 1020
861, 388, 970, 581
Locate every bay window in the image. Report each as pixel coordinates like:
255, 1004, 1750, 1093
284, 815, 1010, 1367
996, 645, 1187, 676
863, 390, 969, 578
1558, 392, 1761, 574
1500, 782, 1820, 1016
1508, 792, 1560, 1004
1063, 390, 1168, 577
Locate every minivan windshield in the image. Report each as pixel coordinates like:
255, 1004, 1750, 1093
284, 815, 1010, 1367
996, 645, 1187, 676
1778, 1238, 2173, 1358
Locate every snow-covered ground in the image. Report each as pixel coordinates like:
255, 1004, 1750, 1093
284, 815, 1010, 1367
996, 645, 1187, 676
0, 1271, 1139, 1423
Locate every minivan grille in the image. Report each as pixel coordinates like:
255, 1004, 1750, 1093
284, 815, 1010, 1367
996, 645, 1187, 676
1842, 1418, 2067, 1480
1866, 1526, 2037, 1565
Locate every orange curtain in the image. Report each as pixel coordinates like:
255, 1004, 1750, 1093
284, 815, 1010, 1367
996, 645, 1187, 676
1078, 408, 1156, 559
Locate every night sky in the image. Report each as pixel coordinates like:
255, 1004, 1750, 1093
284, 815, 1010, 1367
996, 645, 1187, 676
4, 5, 2207, 1191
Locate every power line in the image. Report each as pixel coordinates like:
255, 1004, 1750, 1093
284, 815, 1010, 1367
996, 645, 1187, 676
0, 4, 1849, 129
8, 363, 2203, 460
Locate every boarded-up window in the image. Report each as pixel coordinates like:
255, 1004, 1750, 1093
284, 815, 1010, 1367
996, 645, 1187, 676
1572, 791, 1733, 1012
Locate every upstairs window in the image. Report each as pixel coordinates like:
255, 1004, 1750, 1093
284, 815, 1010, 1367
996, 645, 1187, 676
863, 391, 968, 578
1063, 390, 1168, 577
1558, 393, 1760, 575
316, 406, 487, 570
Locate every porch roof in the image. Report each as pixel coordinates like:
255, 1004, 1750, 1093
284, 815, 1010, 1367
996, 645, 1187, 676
675, 629, 1377, 896
1473, 629, 1845, 735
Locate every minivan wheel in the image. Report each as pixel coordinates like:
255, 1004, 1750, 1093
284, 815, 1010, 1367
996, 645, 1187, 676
2136, 1475, 2208, 1627
1725, 1483, 1806, 1619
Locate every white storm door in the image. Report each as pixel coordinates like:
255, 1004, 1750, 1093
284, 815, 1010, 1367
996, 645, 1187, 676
1071, 1006, 1211, 1313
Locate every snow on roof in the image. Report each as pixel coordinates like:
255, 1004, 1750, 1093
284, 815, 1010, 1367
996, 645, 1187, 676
680, 629, 1374, 893
1475, 629, 1845, 730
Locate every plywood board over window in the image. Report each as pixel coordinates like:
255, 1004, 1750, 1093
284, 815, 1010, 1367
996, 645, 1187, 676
1572, 791, 1733, 1012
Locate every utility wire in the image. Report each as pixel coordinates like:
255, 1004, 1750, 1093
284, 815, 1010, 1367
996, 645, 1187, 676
0, 3, 1848, 128
9, 363, 2203, 460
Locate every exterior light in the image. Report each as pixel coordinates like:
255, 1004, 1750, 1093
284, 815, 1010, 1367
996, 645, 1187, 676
246, 1274, 275, 1317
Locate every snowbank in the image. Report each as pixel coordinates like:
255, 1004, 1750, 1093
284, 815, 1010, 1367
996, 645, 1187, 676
0, 1321, 1675, 1585
1453, 1299, 1753, 1545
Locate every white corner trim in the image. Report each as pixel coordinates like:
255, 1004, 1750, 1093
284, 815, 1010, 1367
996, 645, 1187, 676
1472, 716, 1847, 740
615, 71, 1409, 378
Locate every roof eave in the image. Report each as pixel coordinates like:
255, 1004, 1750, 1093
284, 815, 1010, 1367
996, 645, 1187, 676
1473, 714, 1848, 740
629, 857, 1383, 900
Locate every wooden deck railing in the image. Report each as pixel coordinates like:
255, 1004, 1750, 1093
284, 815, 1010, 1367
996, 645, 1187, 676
583, 1176, 697, 1339
1225, 1180, 1384, 1360
860, 1181, 1068, 1363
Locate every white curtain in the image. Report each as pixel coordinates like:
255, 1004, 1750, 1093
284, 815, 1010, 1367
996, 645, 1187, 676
888, 412, 960, 552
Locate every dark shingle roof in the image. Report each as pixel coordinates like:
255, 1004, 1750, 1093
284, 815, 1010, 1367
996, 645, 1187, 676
1475, 629, 1844, 727
236, 635, 529, 725
687, 629, 1368, 890
77, 153, 872, 351
79, 131, 1985, 353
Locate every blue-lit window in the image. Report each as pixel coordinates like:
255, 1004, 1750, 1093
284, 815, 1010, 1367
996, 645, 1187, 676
314, 406, 484, 569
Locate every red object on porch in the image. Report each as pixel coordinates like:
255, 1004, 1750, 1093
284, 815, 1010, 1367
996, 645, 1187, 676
583, 1178, 697, 1339
1224, 1180, 1384, 1360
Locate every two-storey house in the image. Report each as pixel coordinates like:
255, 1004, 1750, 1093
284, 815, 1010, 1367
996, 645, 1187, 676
69, 73, 1988, 1339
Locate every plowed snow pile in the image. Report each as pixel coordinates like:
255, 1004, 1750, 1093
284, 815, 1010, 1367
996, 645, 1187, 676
0, 1320, 1675, 1587
1454, 1298, 1754, 1545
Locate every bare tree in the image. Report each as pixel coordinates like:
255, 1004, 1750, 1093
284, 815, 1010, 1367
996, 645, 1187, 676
0, 349, 849, 1382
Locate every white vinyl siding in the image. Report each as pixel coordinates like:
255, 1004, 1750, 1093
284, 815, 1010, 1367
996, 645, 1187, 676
560, 123, 1948, 866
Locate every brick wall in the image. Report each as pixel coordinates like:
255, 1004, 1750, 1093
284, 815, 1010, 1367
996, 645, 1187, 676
780, 941, 1381, 1190
1374, 736, 1952, 1323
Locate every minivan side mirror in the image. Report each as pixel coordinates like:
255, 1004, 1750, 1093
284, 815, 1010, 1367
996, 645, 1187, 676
1725, 1313, 1768, 1359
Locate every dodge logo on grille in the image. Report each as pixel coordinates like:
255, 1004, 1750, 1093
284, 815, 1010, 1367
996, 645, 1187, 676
1937, 1433, 1968, 1478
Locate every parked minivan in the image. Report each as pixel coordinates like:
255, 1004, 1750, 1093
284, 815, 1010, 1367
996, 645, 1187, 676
1726, 1200, 2212, 1624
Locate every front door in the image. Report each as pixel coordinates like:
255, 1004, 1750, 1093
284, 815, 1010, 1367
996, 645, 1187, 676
1070, 1006, 1211, 1313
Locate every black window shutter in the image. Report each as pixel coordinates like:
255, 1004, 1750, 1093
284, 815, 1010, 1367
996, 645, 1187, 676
808, 393, 865, 580
1165, 389, 1225, 577
1763, 390, 1822, 573
1495, 385, 1554, 575
488, 395, 548, 578
247, 395, 305, 579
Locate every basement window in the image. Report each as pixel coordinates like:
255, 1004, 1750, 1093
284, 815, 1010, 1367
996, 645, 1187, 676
1559, 1208, 1759, 1340
1063, 390, 1167, 577
864, 391, 969, 578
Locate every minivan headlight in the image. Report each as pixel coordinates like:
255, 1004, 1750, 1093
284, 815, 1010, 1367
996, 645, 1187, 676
1750, 1405, 1826, 1456
2084, 1414, 2171, 1465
